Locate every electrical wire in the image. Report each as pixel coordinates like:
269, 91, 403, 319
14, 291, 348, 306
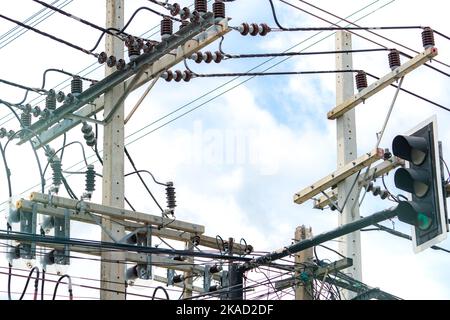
52, 274, 72, 300
152, 286, 170, 300
268, 0, 423, 32
41, 68, 97, 90
289, 0, 450, 72
18, 266, 40, 300
0, 13, 98, 57
124, 147, 164, 213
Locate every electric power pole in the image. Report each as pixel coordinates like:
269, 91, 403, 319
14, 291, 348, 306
335, 31, 362, 299
295, 225, 313, 300
101, 0, 126, 300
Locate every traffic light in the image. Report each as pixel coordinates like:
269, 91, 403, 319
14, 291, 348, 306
392, 116, 448, 253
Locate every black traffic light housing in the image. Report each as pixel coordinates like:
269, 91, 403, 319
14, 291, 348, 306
392, 116, 448, 253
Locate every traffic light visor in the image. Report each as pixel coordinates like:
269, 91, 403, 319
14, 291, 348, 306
392, 135, 428, 165
394, 168, 430, 198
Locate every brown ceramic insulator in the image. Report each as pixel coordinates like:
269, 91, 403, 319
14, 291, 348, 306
213, 0, 225, 19
422, 27, 435, 48
161, 17, 173, 38
116, 59, 126, 70
190, 10, 201, 23
179, 20, 190, 30
98, 52, 107, 64
183, 70, 192, 82
214, 51, 223, 63
355, 71, 368, 91
180, 7, 190, 20
165, 70, 174, 82
170, 3, 181, 16
125, 35, 135, 48
388, 49, 401, 70
107, 55, 116, 68
136, 38, 144, 50
259, 23, 271, 36
250, 23, 259, 36
195, 0, 207, 13
128, 45, 140, 59
194, 51, 203, 63
204, 51, 213, 63
240, 23, 249, 36
143, 41, 158, 54
174, 70, 183, 82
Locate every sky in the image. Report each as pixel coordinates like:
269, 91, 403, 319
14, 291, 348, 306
0, 0, 448, 300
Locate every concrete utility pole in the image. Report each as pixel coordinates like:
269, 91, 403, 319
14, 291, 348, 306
335, 31, 361, 299
295, 226, 313, 300
101, 0, 126, 300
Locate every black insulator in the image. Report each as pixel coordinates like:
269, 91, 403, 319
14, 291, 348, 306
0, 128, 6, 138
422, 27, 435, 49
179, 20, 190, 30
116, 59, 126, 70
190, 10, 201, 23
259, 23, 271, 36
245, 244, 254, 254
136, 38, 144, 50
98, 52, 107, 64
209, 285, 220, 292
239, 23, 250, 36
7, 130, 15, 138
32, 106, 41, 117
161, 17, 173, 40
183, 70, 192, 82
213, 51, 223, 63
56, 91, 65, 103
213, 0, 225, 19
355, 71, 368, 92
128, 44, 141, 60
372, 186, 382, 197
51, 159, 62, 188
20, 112, 31, 128
125, 35, 135, 48
192, 235, 200, 246
250, 23, 259, 36
40, 108, 50, 120
173, 255, 185, 261
204, 51, 213, 63
85, 165, 96, 194
173, 274, 184, 283
170, 3, 181, 16
107, 55, 117, 68
366, 182, 374, 193
380, 190, 389, 200
71, 76, 83, 95
45, 90, 56, 109
209, 264, 222, 274
388, 49, 401, 70
180, 7, 190, 20
65, 93, 75, 104
81, 122, 96, 147
166, 182, 176, 210
195, 0, 207, 13
143, 41, 158, 54
174, 70, 183, 82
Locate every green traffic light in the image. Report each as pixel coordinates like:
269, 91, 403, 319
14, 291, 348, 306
417, 212, 432, 230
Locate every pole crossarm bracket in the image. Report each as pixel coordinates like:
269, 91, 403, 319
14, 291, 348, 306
294, 148, 385, 205
28, 192, 205, 234
327, 47, 438, 120
274, 258, 353, 292
313, 156, 405, 209
20, 15, 231, 149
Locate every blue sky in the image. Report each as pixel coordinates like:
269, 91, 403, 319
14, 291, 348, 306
0, 0, 449, 299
